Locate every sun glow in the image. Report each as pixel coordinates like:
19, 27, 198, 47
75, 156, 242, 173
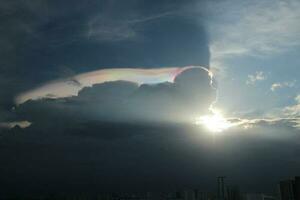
195, 108, 233, 133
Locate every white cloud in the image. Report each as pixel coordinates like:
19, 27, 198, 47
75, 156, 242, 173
213, 94, 300, 130
245, 94, 300, 129
283, 94, 300, 116
0, 121, 31, 129
295, 95, 300, 103
270, 80, 296, 91
205, 0, 300, 70
246, 71, 266, 85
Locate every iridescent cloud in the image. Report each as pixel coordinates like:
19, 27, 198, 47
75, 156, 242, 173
16, 66, 210, 105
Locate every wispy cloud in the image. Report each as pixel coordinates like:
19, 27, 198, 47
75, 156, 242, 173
228, 117, 300, 130
87, 12, 174, 42
270, 80, 296, 91
246, 71, 266, 85
283, 95, 300, 116
206, 0, 300, 70
210, 94, 300, 130
233, 94, 300, 130
296, 95, 300, 103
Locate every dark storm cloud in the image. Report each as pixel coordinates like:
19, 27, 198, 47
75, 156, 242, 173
0, 0, 209, 128
0, 0, 208, 99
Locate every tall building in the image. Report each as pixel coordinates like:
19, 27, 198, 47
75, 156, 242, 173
279, 176, 300, 200
217, 176, 226, 200
295, 177, 300, 200
226, 186, 240, 200
244, 193, 263, 200
194, 190, 212, 200
184, 189, 196, 200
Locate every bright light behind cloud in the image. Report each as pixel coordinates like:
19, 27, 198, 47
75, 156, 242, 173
195, 108, 233, 133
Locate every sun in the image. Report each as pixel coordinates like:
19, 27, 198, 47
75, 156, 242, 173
195, 108, 233, 133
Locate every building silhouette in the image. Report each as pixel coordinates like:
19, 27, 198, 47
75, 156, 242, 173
279, 176, 300, 200
217, 176, 226, 200
244, 193, 276, 200
226, 186, 240, 200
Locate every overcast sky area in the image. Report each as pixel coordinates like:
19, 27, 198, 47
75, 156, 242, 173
0, 0, 300, 197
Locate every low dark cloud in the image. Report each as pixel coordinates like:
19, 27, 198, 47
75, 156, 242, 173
1, 113, 300, 196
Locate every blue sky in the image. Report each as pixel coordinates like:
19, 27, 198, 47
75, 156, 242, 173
203, 0, 300, 123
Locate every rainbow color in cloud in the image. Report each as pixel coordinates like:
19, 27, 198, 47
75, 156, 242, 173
15, 66, 210, 105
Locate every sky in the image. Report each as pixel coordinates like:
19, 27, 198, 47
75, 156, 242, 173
0, 0, 300, 197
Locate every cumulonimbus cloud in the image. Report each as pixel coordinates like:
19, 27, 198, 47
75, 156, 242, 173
15, 66, 212, 105
16, 66, 215, 125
